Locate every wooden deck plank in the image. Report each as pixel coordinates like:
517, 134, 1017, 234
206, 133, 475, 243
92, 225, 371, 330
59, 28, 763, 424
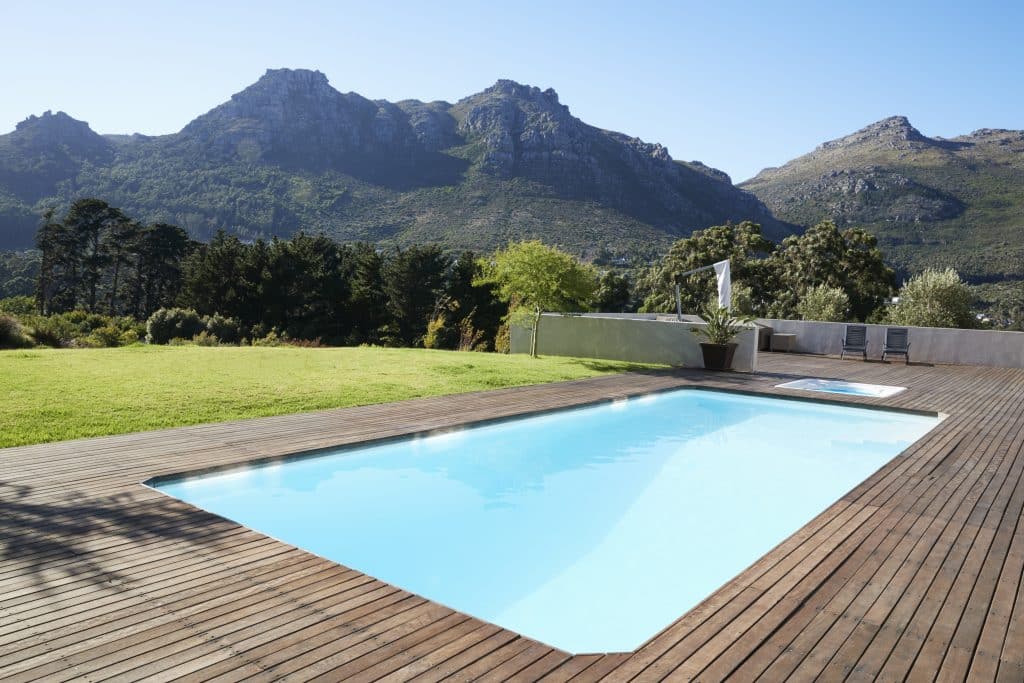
773, 383, 1023, 680
3, 356, 1023, 681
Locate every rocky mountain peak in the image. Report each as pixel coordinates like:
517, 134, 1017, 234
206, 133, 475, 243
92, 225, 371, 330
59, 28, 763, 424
15, 110, 101, 139
483, 79, 562, 106
180, 68, 411, 168
0, 110, 114, 203
255, 67, 330, 88
220, 67, 346, 114
818, 115, 928, 152
8, 110, 112, 161
17, 109, 84, 131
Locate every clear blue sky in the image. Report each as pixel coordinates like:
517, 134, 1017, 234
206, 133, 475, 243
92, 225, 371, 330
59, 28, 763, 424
3, 0, 1021, 182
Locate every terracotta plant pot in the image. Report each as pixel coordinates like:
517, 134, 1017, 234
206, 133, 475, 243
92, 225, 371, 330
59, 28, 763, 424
699, 342, 738, 370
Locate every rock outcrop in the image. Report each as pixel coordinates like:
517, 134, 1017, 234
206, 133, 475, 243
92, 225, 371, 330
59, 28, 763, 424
742, 116, 1024, 281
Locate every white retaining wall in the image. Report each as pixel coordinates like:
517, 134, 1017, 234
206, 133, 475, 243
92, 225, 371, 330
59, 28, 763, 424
758, 318, 1024, 368
510, 314, 759, 372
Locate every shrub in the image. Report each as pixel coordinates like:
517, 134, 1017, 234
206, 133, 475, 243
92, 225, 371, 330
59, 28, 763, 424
146, 308, 205, 344
423, 314, 448, 350
286, 337, 325, 348
457, 317, 486, 352
0, 296, 36, 316
192, 330, 220, 346
0, 315, 32, 349
27, 315, 77, 347
22, 311, 142, 347
493, 324, 511, 354
119, 329, 142, 346
202, 313, 242, 344
887, 268, 975, 329
252, 328, 286, 347
63, 310, 113, 332
797, 285, 850, 322
86, 325, 126, 348
113, 320, 142, 345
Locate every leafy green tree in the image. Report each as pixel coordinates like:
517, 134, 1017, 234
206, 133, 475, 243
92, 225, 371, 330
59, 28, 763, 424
593, 271, 632, 312
887, 268, 975, 328
0, 251, 39, 299
35, 208, 69, 314
637, 221, 776, 315
770, 221, 894, 320
261, 233, 352, 342
103, 216, 142, 315
476, 240, 598, 357
180, 230, 251, 320
64, 199, 130, 312
128, 223, 192, 319
381, 245, 450, 346
796, 284, 850, 322
347, 242, 389, 344
438, 251, 504, 350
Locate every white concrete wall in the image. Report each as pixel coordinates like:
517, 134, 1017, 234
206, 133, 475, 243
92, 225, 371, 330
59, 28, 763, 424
511, 314, 759, 372
758, 318, 1024, 368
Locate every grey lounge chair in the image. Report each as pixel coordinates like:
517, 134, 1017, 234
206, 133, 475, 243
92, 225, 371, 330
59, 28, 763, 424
841, 324, 868, 360
883, 327, 910, 363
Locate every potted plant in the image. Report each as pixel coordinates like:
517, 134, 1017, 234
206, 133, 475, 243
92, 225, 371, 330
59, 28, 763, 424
691, 305, 754, 370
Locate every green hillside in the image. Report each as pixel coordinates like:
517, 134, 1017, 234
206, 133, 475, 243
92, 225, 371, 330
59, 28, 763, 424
741, 117, 1024, 283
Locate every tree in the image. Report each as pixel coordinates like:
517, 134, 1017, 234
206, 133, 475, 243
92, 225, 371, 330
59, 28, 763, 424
771, 221, 894, 320
128, 223, 192, 319
103, 216, 142, 315
476, 241, 598, 357
436, 251, 504, 350
636, 221, 777, 315
35, 202, 192, 318
887, 268, 975, 329
347, 243, 389, 344
381, 245, 449, 346
261, 233, 352, 342
593, 271, 632, 312
63, 199, 129, 312
180, 230, 251, 320
35, 208, 66, 314
796, 284, 850, 322
0, 251, 40, 299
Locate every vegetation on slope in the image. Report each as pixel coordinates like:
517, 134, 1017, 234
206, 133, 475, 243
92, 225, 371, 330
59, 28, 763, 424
0, 69, 787, 257
741, 118, 1024, 283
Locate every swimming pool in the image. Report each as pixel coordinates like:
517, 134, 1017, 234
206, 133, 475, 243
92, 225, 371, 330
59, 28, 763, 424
151, 388, 939, 654
776, 378, 906, 398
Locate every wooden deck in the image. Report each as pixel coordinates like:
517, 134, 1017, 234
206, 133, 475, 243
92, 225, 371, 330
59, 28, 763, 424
2, 354, 1024, 681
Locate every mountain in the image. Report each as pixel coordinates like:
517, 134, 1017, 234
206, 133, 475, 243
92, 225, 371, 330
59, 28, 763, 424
741, 117, 1024, 283
0, 69, 790, 258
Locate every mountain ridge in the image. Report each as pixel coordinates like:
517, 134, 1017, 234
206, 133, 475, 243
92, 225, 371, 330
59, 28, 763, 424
0, 68, 789, 257
741, 115, 1024, 282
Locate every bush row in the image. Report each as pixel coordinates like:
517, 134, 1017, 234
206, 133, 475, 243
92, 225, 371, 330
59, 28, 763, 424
0, 298, 145, 349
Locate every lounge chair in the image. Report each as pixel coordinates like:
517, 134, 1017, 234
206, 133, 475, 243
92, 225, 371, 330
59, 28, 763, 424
841, 325, 868, 360
882, 327, 910, 363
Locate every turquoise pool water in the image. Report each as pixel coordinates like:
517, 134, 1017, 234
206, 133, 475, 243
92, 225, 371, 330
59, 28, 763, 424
152, 389, 939, 654
776, 378, 906, 398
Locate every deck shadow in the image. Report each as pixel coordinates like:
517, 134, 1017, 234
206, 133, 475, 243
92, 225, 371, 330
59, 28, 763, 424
0, 482, 243, 595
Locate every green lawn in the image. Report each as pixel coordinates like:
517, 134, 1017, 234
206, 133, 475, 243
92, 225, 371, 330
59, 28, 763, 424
1, 346, 655, 448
